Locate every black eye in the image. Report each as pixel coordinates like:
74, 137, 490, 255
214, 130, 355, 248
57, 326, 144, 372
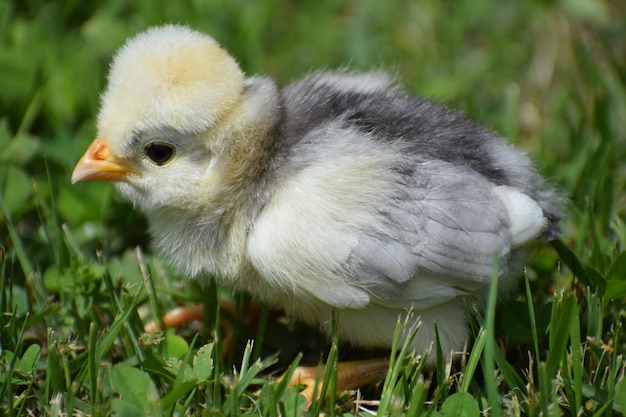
145, 142, 175, 165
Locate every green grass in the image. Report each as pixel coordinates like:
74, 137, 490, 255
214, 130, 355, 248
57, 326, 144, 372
1, 0, 626, 415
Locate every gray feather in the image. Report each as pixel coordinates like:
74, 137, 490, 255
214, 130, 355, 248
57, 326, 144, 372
344, 161, 512, 301
279, 71, 562, 237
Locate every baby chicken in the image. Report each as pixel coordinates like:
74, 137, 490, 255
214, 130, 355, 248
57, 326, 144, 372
72, 25, 561, 373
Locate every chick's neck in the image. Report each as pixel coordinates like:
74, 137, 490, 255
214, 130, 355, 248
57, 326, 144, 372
152, 77, 287, 284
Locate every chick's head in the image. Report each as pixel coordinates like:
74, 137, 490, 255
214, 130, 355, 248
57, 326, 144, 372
72, 25, 245, 212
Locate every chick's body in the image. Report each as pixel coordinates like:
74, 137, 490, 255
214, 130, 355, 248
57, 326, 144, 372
73, 25, 561, 359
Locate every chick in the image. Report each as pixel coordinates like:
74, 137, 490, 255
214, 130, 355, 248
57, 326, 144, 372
72, 25, 561, 369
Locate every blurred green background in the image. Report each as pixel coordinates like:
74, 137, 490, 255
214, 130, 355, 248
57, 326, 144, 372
1, 0, 625, 413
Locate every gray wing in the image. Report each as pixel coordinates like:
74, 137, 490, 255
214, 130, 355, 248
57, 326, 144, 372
343, 159, 519, 309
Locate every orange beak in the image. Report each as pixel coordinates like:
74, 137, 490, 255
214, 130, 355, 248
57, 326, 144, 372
71, 138, 135, 183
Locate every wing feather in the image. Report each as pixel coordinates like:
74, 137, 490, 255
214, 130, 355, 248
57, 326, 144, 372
346, 160, 546, 308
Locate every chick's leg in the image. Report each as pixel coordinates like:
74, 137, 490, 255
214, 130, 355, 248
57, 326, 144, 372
284, 357, 390, 405
144, 300, 266, 356
144, 304, 205, 332
145, 303, 390, 404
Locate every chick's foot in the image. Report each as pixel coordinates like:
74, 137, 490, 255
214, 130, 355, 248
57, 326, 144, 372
283, 357, 390, 405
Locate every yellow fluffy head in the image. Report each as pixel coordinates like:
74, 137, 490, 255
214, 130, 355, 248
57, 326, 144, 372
97, 25, 244, 148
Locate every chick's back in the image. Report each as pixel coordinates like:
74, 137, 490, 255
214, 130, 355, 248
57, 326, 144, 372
279, 71, 561, 237
247, 71, 561, 352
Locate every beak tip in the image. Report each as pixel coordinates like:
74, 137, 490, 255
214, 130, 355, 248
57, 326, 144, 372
70, 138, 133, 183
70, 163, 88, 184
